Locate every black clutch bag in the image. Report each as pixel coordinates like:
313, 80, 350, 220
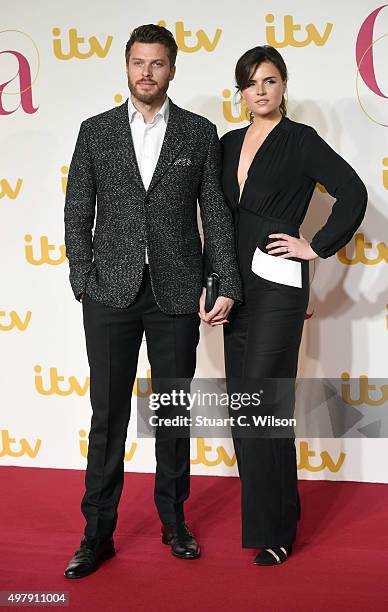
205, 272, 219, 312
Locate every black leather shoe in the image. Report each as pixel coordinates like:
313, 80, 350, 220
161, 522, 200, 559
64, 536, 115, 579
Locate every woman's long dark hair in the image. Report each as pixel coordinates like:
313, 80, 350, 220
235, 45, 288, 120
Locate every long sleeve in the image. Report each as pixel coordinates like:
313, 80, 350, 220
300, 126, 368, 258
197, 123, 242, 301
64, 121, 97, 300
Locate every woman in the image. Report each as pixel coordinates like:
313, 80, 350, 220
216, 46, 368, 565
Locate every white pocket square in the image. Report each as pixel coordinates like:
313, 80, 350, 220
173, 158, 192, 166
251, 247, 302, 288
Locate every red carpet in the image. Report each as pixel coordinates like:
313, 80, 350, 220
1, 467, 388, 611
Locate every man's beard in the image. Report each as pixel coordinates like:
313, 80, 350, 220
128, 78, 168, 104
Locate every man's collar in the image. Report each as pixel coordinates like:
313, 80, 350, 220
128, 95, 170, 124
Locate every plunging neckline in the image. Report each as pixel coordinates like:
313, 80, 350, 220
236, 115, 286, 204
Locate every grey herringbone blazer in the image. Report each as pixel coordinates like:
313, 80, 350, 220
64, 98, 242, 313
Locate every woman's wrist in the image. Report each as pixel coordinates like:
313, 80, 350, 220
307, 243, 319, 260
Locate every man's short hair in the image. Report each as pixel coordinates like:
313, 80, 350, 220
125, 24, 178, 67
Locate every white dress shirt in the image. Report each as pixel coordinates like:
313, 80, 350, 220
128, 95, 169, 263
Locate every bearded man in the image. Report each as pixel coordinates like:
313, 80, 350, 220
64, 23, 241, 578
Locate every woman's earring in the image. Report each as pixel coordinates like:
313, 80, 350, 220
238, 92, 252, 123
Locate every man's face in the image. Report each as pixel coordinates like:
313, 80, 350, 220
126, 42, 176, 104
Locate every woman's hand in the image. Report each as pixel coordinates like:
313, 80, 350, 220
266, 232, 318, 260
198, 288, 233, 326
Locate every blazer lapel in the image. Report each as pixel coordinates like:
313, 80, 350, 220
113, 98, 187, 196
114, 100, 146, 195
146, 99, 188, 195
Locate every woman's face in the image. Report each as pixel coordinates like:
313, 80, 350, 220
241, 61, 286, 120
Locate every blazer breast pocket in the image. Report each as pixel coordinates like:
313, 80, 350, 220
173, 158, 193, 167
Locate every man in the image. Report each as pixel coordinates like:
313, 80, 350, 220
64, 23, 242, 578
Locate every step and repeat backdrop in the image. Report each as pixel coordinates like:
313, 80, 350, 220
1, 1, 387, 482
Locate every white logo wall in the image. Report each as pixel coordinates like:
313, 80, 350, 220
1, 0, 387, 482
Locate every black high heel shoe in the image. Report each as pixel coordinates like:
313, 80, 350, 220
253, 545, 292, 566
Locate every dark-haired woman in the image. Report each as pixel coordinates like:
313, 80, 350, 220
212, 46, 367, 565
